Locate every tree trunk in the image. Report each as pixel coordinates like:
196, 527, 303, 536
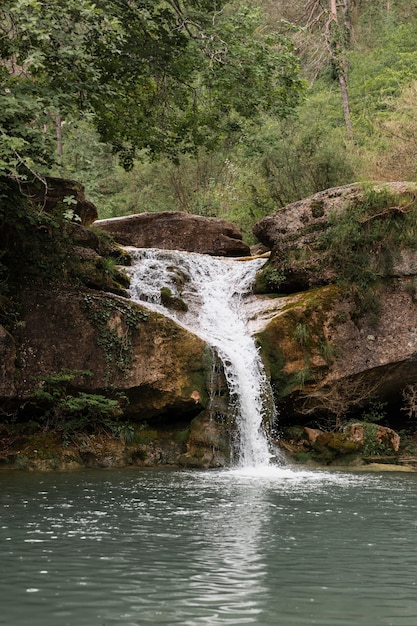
328, 0, 354, 141
338, 73, 353, 141
55, 115, 63, 158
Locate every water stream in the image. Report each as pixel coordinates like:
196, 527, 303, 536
127, 248, 275, 468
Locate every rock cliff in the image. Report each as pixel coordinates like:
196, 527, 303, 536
0, 180, 243, 470
252, 182, 417, 467
11, 288, 209, 420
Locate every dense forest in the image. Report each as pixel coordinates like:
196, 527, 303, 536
2, 0, 417, 244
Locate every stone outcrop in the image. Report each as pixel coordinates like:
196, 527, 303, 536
95, 211, 251, 257
178, 410, 232, 468
256, 282, 417, 423
250, 182, 417, 447
253, 182, 417, 292
9, 287, 211, 422
280, 422, 402, 466
22, 176, 98, 225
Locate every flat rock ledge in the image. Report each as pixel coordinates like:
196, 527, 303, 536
95, 211, 250, 257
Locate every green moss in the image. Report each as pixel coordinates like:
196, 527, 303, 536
133, 428, 159, 445
174, 428, 191, 446
83, 294, 149, 381
254, 264, 285, 294
257, 286, 340, 400
160, 286, 188, 312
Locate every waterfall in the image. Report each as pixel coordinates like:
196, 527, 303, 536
127, 248, 275, 468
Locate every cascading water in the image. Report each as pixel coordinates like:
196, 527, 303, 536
127, 248, 276, 468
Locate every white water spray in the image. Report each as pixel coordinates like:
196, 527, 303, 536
127, 248, 276, 468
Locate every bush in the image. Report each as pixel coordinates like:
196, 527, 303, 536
20, 370, 130, 446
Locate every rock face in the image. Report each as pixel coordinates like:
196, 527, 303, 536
252, 182, 417, 463
23, 176, 98, 225
253, 182, 417, 292
256, 283, 417, 423
9, 288, 211, 422
95, 211, 251, 257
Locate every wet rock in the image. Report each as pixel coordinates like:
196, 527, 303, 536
178, 410, 231, 468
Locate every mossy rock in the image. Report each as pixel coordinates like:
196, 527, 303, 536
160, 287, 188, 312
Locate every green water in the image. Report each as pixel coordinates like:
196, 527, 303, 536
1, 466, 417, 626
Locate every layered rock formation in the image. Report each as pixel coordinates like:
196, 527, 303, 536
95, 211, 251, 257
11, 288, 210, 420
252, 181, 417, 466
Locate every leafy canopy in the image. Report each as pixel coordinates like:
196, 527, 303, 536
0, 0, 305, 177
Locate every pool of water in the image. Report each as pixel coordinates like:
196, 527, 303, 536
1, 465, 417, 626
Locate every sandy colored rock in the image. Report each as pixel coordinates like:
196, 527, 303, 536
256, 283, 417, 416
12, 287, 211, 422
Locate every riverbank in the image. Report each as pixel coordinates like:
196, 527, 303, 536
2, 429, 416, 472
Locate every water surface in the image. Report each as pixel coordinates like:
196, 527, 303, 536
1, 466, 417, 625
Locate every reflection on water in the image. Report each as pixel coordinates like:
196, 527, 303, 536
1, 466, 417, 625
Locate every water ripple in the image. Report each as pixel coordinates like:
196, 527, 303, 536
1, 468, 417, 625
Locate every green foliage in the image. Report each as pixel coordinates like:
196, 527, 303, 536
361, 398, 387, 423
254, 264, 285, 293
0, 0, 122, 177
0, 176, 70, 294
319, 186, 417, 317
350, 21, 417, 122
21, 370, 130, 446
293, 322, 310, 347
15, 454, 30, 470
292, 364, 312, 389
241, 112, 355, 208
0, 0, 304, 179
362, 422, 392, 457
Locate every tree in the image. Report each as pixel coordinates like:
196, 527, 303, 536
327, 0, 353, 140
0, 0, 305, 179
0, 0, 122, 176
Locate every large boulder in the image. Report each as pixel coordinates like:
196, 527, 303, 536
256, 282, 417, 423
253, 182, 417, 292
11, 287, 211, 421
95, 211, 250, 257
